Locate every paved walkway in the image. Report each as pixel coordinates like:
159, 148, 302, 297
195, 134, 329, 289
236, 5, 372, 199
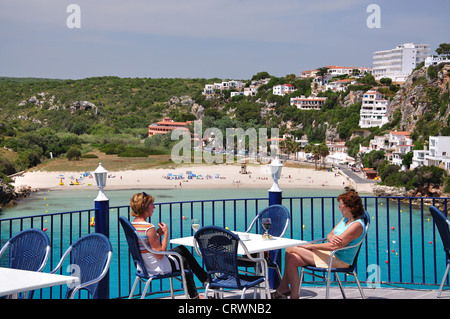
297, 285, 444, 299
162, 285, 448, 299
339, 167, 377, 194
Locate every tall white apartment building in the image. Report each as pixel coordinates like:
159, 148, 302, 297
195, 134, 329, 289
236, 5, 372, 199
372, 43, 430, 82
359, 89, 389, 128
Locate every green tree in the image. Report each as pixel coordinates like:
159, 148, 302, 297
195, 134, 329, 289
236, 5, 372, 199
436, 43, 450, 55
66, 146, 82, 160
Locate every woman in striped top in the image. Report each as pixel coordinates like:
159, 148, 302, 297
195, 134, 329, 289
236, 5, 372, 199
130, 192, 207, 299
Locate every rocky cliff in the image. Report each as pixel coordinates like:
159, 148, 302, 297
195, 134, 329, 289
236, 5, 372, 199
0, 181, 30, 211
388, 64, 450, 132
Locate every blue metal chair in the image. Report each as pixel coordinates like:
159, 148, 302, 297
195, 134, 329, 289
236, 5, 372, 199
239, 204, 290, 282
50, 233, 113, 299
118, 216, 189, 299
298, 210, 370, 299
194, 225, 270, 299
429, 205, 450, 298
0, 228, 51, 298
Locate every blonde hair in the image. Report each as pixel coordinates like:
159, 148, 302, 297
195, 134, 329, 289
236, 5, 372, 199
130, 192, 154, 217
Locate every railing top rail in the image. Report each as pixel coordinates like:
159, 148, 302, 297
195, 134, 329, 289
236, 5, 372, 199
0, 208, 97, 222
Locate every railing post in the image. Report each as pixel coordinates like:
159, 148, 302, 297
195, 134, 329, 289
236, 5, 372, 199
268, 191, 282, 206
94, 197, 110, 299
93, 163, 110, 299
268, 157, 283, 289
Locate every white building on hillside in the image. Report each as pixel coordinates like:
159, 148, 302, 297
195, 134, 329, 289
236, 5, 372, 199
244, 85, 258, 96
359, 89, 389, 128
290, 96, 327, 110
202, 80, 244, 95
388, 131, 413, 166
426, 136, 450, 167
369, 135, 389, 151
411, 148, 429, 169
372, 43, 430, 82
325, 79, 356, 92
425, 56, 450, 67
273, 84, 296, 96
411, 136, 450, 170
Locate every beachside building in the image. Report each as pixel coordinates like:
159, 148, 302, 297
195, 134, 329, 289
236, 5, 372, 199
273, 84, 296, 96
148, 117, 190, 137
372, 43, 430, 82
388, 131, 414, 166
359, 89, 389, 128
290, 95, 327, 110
361, 131, 413, 167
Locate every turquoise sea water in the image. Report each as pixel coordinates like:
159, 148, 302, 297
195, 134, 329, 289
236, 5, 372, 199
0, 187, 342, 219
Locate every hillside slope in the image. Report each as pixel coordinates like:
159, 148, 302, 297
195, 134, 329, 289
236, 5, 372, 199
389, 64, 450, 139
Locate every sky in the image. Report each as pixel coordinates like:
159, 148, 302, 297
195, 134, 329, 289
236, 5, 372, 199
0, 0, 448, 80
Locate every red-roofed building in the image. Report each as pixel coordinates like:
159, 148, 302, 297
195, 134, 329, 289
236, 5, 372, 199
290, 95, 327, 110
148, 117, 191, 137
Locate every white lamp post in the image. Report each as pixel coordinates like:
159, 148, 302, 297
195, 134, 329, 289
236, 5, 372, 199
94, 163, 109, 201
269, 156, 283, 193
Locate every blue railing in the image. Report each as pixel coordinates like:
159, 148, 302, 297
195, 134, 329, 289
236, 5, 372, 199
1, 195, 449, 298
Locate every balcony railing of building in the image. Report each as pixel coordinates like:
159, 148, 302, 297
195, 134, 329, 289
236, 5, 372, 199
0, 195, 449, 299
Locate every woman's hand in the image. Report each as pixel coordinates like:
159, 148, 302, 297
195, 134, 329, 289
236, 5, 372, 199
157, 222, 169, 237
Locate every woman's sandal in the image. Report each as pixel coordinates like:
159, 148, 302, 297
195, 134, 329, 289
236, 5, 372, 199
271, 289, 291, 299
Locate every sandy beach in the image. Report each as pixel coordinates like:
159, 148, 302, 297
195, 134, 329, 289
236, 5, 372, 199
12, 164, 374, 194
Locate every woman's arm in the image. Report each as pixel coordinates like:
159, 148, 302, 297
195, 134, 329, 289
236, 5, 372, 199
147, 222, 169, 260
305, 221, 363, 251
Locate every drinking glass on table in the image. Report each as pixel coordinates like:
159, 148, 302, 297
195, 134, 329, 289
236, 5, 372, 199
191, 219, 200, 232
262, 218, 272, 239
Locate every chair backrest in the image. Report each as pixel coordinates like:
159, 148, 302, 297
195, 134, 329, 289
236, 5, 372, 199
194, 226, 240, 283
65, 233, 112, 298
0, 228, 50, 272
247, 204, 290, 237
348, 210, 370, 269
118, 216, 150, 278
429, 206, 450, 254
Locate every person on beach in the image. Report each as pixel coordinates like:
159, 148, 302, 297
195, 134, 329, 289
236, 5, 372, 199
130, 192, 208, 299
273, 191, 366, 299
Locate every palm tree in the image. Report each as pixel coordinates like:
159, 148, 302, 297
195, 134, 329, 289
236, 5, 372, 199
317, 143, 330, 169
305, 143, 329, 170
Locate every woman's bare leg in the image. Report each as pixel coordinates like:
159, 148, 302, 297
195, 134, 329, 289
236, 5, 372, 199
278, 246, 315, 299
